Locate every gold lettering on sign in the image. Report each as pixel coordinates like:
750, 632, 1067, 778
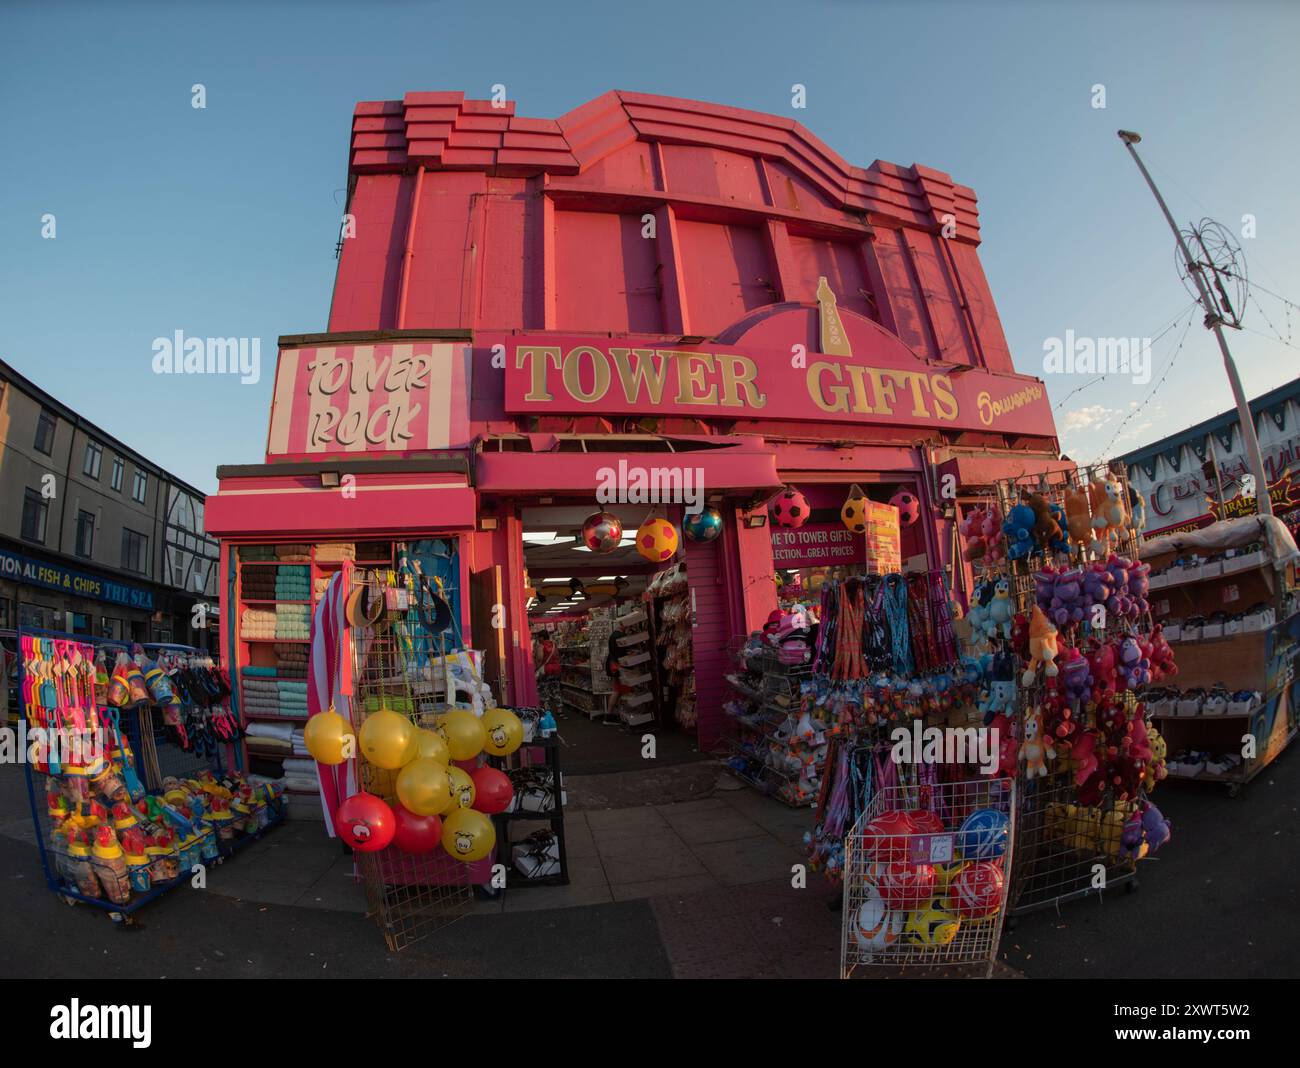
516, 346, 563, 402
609, 348, 671, 405
715, 353, 767, 409
561, 345, 610, 403
816, 276, 852, 357
668, 351, 718, 405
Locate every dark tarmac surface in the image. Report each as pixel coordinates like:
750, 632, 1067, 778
1, 745, 1295, 979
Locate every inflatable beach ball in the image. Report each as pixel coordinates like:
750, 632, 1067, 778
581, 511, 623, 553
769, 487, 810, 529
636, 517, 679, 563
683, 507, 723, 543
889, 490, 921, 526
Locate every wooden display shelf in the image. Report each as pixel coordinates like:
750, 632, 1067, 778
1157, 630, 1268, 690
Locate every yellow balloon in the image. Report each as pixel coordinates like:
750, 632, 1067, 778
359, 708, 415, 770
413, 729, 450, 766
441, 807, 496, 862
395, 758, 452, 817
435, 710, 487, 761
304, 710, 354, 765
444, 765, 476, 813
481, 707, 523, 757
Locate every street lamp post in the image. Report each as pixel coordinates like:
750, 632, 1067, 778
1117, 130, 1273, 517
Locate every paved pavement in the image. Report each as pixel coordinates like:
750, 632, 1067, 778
1, 747, 1296, 978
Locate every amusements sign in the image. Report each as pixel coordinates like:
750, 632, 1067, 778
266, 342, 470, 457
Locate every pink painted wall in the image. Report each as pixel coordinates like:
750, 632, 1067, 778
330, 91, 1015, 375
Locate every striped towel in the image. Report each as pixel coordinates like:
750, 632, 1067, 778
308, 565, 355, 834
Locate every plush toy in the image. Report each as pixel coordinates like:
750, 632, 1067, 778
1082, 562, 1114, 625
1002, 501, 1038, 560
1021, 605, 1060, 686
1127, 486, 1147, 533
1118, 809, 1147, 861
977, 650, 1018, 726
1139, 800, 1171, 852
1087, 641, 1119, 702
1117, 635, 1151, 690
987, 577, 1015, 640
1088, 476, 1128, 554
1025, 492, 1063, 552
1039, 690, 1077, 742
1144, 723, 1168, 790
1019, 705, 1055, 779
1047, 567, 1086, 628
980, 507, 1006, 564
1105, 556, 1136, 619
965, 579, 997, 643
1057, 645, 1093, 704
1126, 559, 1151, 617
1010, 612, 1031, 659
1063, 485, 1094, 557
960, 506, 989, 563
988, 712, 1019, 779
1046, 501, 1072, 555
1122, 715, 1153, 774
1146, 624, 1178, 680
1069, 728, 1099, 786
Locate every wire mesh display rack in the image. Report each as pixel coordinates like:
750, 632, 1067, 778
349, 570, 474, 952
19, 629, 281, 924
841, 776, 1014, 978
991, 462, 1145, 915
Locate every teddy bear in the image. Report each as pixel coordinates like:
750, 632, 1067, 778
960, 506, 990, 563
1069, 728, 1100, 786
1002, 500, 1038, 560
1025, 492, 1063, 552
980, 507, 1006, 564
1047, 500, 1073, 555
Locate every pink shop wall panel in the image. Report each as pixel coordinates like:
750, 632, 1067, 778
674, 218, 772, 337
401, 171, 487, 329
553, 210, 663, 334
328, 174, 411, 331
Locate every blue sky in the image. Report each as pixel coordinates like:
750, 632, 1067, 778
2, 0, 1297, 493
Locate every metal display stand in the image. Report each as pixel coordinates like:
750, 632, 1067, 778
491, 732, 570, 889
989, 463, 1146, 916
19, 628, 282, 925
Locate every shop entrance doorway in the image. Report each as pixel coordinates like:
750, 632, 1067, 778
519, 503, 708, 774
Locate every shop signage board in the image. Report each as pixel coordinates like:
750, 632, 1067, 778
771, 523, 867, 569
862, 501, 901, 574
494, 333, 1055, 437
265, 341, 471, 457
0, 548, 154, 609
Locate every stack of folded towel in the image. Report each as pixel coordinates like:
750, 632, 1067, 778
291, 727, 309, 757
240, 545, 277, 561
244, 719, 295, 758
282, 757, 318, 793
275, 604, 311, 640
240, 607, 277, 639
275, 543, 312, 562
274, 642, 309, 679
240, 672, 288, 716
240, 565, 277, 601
315, 542, 356, 563
276, 678, 308, 718
274, 565, 311, 601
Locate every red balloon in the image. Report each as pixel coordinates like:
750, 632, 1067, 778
391, 804, 443, 854
336, 792, 395, 852
470, 766, 514, 815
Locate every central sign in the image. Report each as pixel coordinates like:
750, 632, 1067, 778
494, 333, 1054, 437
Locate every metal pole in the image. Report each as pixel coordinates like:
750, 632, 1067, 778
1116, 131, 1272, 517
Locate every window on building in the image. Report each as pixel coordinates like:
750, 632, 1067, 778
19, 603, 54, 631
83, 440, 103, 480
34, 408, 56, 455
75, 510, 96, 558
110, 456, 124, 492
131, 469, 148, 504
100, 617, 123, 640
70, 612, 92, 636
121, 528, 149, 574
21, 488, 48, 543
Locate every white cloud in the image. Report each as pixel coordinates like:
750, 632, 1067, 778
1061, 404, 1118, 433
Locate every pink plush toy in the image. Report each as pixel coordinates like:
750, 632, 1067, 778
1126, 559, 1151, 616
1087, 641, 1119, 702
1070, 729, 1099, 787
1147, 624, 1178, 680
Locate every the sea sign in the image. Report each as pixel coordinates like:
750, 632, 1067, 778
772, 523, 867, 569
494, 333, 1055, 437
0, 548, 154, 609
266, 342, 471, 457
